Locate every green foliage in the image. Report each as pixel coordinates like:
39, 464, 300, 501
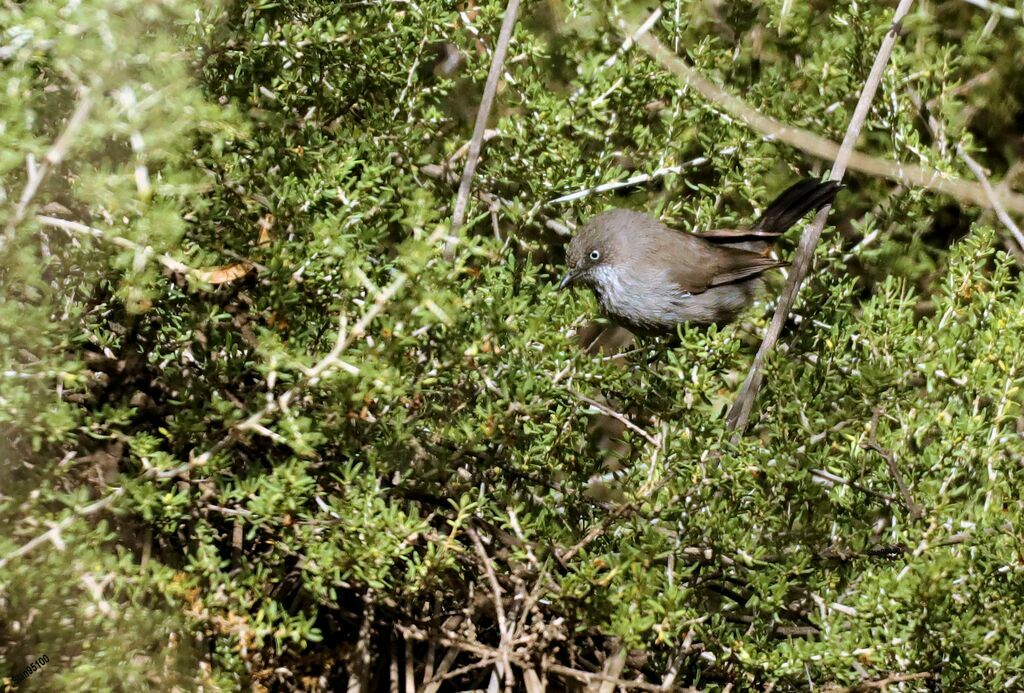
3, 0, 1024, 690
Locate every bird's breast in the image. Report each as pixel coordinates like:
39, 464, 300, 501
589, 265, 691, 330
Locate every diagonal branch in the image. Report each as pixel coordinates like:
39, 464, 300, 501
726, 0, 917, 433
443, 0, 521, 260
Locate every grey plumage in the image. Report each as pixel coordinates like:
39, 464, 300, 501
559, 179, 841, 332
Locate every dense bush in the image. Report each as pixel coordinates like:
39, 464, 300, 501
2, 0, 1023, 690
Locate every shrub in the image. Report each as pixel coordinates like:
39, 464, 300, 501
2, 0, 1023, 690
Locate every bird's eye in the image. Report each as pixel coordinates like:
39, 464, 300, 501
589, 249, 601, 261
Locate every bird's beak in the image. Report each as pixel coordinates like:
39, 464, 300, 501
557, 269, 578, 291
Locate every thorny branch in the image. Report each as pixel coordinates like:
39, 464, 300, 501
727, 0, 918, 433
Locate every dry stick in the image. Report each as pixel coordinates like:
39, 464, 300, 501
549, 157, 708, 204
845, 671, 933, 692
631, 25, 1024, 215
725, 0, 916, 433
443, 0, 521, 260
597, 648, 628, 693
402, 623, 684, 693
347, 593, 375, 693
421, 648, 460, 693
543, 662, 682, 693
961, 0, 1021, 20
1, 91, 94, 252
404, 637, 416, 693
862, 439, 922, 519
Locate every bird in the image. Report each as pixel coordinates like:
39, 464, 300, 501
557, 179, 841, 333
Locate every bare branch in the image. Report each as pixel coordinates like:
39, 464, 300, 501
544, 661, 685, 692
958, 150, 1024, 253
549, 157, 708, 204
843, 671, 933, 692
443, 0, 522, 259
727, 0, 917, 433
236, 273, 407, 437
906, 87, 1024, 257
862, 411, 924, 520
597, 647, 627, 693
630, 18, 1024, 215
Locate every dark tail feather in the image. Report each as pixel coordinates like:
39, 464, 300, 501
752, 179, 842, 234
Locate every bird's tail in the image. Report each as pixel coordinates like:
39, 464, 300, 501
752, 179, 842, 234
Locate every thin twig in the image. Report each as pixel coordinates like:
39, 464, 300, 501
629, 17, 1024, 215
570, 389, 661, 447
558, 500, 636, 564
862, 440, 922, 520
862, 410, 924, 519
959, 149, 1024, 253
236, 273, 406, 436
843, 671, 933, 692
1, 91, 94, 252
726, 0, 917, 433
568, 7, 663, 103
548, 157, 708, 204
443, 0, 522, 259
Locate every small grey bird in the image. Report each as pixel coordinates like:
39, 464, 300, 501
558, 179, 841, 332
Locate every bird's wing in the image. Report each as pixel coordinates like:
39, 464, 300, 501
699, 227, 784, 241
707, 253, 786, 286
661, 236, 785, 294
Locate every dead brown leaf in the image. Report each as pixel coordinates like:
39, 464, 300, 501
195, 261, 254, 284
